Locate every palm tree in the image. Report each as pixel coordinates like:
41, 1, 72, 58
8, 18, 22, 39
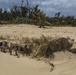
55, 12, 61, 18
32, 5, 46, 27
55, 12, 61, 25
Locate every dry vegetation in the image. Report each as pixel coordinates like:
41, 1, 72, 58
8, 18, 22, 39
0, 35, 75, 60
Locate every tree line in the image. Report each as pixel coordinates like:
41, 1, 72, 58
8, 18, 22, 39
0, 0, 76, 27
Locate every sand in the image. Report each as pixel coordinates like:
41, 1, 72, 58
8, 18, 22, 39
0, 24, 76, 41
0, 24, 76, 75
0, 52, 51, 75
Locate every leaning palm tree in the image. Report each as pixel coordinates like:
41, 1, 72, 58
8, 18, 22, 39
38, 11, 46, 28
32, 5, 46, 28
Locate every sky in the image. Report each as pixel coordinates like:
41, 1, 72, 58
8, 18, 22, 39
0, 0, 76, 17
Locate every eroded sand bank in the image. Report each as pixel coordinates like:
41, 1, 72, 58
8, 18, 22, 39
0, 24, 76, 75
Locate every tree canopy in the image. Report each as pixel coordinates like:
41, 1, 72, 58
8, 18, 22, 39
0, 0, 76, 27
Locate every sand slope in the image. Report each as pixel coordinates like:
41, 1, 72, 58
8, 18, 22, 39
0, 52, 51, 75
0, 24, 76, 75
0, 52, 76, 75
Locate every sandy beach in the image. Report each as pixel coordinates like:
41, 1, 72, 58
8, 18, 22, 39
0, 24, 76, 41
0, 24, 76, 75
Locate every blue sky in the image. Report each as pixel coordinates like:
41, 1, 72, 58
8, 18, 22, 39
0, 0, 76, 17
